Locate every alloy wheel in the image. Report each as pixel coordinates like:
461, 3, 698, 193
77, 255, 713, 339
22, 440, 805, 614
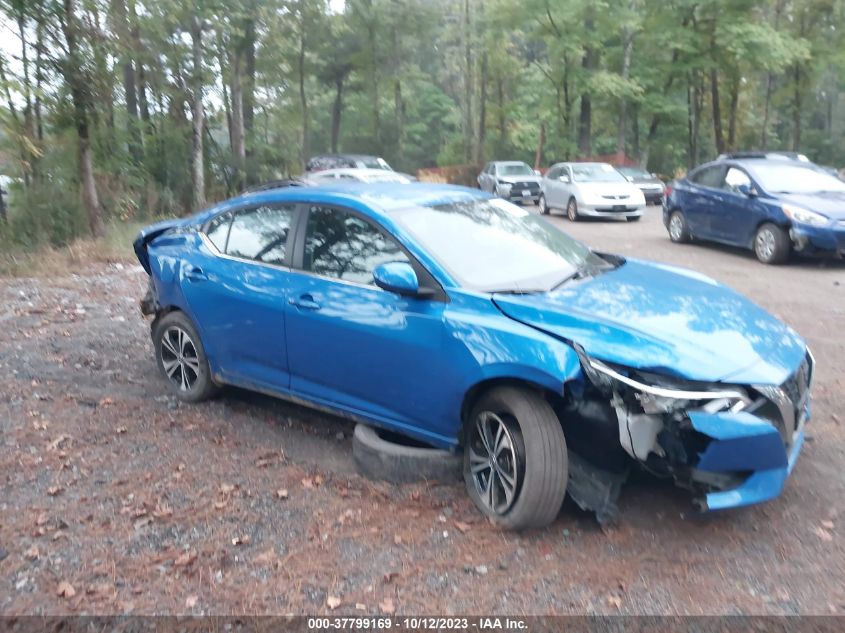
669, 214, 683, 241
468, 411, 521, 515
567, 199, 578, 221
756, 229, 775, 261
160, 326, 201, 392
538, 195, 547, 214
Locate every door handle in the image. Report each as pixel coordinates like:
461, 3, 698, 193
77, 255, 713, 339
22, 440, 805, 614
184, 266, 207, 282
289, 294, 321, 311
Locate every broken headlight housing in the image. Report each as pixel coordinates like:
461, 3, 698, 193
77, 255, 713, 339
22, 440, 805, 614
579, 354, 752, 414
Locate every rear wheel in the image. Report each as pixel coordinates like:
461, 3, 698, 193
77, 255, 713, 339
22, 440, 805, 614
668, 210, 691, 243
754, 223, 790, 264
463, 387, 568, 531
566, 197, 580, 222
538, 194, 550, 215
152, 311, 218, 402
626, 215, 641, 223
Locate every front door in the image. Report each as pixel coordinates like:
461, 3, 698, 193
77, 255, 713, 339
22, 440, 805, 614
284, 204, 453, 441
180, 203, 297, 389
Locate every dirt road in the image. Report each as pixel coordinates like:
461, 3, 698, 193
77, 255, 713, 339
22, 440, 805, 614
1, 207, 844, 615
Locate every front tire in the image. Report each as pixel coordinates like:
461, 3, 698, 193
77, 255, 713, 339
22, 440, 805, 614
538, 194, 550, 215
566, 197, 580, 222
152, 311, 218, 402
754, 223, 790, 264
463, 387, 568, 531
626, 215, 641, 223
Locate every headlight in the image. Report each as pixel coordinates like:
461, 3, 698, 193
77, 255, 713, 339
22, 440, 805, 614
576, 349, 751, 414
782, 204, 829, 227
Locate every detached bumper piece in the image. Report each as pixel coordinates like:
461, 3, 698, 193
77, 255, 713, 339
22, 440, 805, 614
688, 410, 804, 511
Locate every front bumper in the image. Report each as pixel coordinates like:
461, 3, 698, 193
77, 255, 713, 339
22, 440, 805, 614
499, 184, 540, 203
790, 222, 845, 256
579, 202, 644, 218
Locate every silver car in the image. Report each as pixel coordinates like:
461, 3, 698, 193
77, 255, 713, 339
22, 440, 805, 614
477, 161, 542, 205
539, 162, 646, 222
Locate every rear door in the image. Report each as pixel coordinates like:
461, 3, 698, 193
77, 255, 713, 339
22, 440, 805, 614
283, 204, 455, 438
180, 203, 298, 389
683, 165, 725, 238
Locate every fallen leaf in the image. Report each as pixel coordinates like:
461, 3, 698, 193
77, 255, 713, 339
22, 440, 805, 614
116, 426, 127, 434
301, 477, 314, 489
383, 571, 399, 584
815, 527, 833, 542
57, 581, 76, 598
153, 504, 173, 518
608, 596, 622, 609
231, 535, 251, 546
132, 508, 148, 518
47, 486, 64, 497
174, 551, 197, 567
355, 603, 367, 611
214, 500, 228, 510
99, 397, 114, 406
327, 596, 342, 610
24, 545, 39, 561
821, 520, 835, 530
275, 489, 289, 500
393, 534, 402, 545
220, 483, 236, 494
133, 517, 152, 530
35, 514, 49, 527
454, 521, 471, 534
254, 549, 277, 565
314, 474, 324, 486
185, 595, 198, 608
48, 435, 71, 451
379, 597, 395, 614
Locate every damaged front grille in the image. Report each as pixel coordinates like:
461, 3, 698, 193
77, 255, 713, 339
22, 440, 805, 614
749, 352, 814, 449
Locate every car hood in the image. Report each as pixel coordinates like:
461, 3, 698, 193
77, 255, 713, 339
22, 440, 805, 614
492, 259, 806, 385
576, 181, 643, 198
629, 177, 664, 187
498, 175, 542, 185
778, 192, 845, 221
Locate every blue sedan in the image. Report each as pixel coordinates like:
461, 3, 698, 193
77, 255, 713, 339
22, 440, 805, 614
135, 183, 813, 529
664, 156, 845, 263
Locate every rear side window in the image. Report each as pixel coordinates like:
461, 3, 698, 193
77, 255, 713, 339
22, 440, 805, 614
206, 212, 232, 251
690, 166, 724, 188
303, 206, 410, 285
225, 204, 296, 266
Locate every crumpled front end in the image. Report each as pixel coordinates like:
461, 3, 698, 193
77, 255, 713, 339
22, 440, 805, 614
565, 348, 814, 518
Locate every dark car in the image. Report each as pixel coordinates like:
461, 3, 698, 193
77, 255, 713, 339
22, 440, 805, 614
305, 154, 393, 172
664, 155, 845, 264
615, 166, 665, 205
133, 182, 813, 529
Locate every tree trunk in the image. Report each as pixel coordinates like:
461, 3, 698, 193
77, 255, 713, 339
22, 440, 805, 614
476, 51, 487, 164
462, 0, 473, 163
792, 64, 802, 150
578, 12, 595, 157
496, 75, 506, 148
298, 17, 309, 167
616, 20, 635, 155
331, 76, 344, 153
190, 16, 206, 210
62, 0, 104, 237
727, 75, 739, 151
710, 67, 724, 154
114, 0, 142, 164
761, 72, 773, 149
230, 48, 246, 190
534, 123, 545, 171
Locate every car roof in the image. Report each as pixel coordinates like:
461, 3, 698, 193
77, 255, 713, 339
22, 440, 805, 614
192, 183, 488, 225
493, 160, 530, 165
310, 153, 380, 160
311, 167, 405, 177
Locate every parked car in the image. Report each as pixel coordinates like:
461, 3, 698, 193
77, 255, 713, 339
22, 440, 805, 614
615, 165, 665, 205
135, 182, 812, 529
305, 168, 413, 184
539, 162, 646, 221
477, 161, 542, 204
664, 154, 845, 264
306, 154, 393, 172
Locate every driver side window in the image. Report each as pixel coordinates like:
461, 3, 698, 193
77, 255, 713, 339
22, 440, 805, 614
723, 167, 752, 194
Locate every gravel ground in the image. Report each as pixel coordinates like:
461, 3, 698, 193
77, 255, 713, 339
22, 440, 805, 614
0, 206, 843, 616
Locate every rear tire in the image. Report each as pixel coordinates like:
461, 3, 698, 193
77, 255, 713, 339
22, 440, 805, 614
754, 223, 790, 264
668, 210, 691, 243
626, 215, 641, 223
152, 311, 218, 403
463, 387, 568, 531
566, 198, 580, 222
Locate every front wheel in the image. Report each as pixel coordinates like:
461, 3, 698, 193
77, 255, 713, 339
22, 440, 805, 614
152, 311, 219, 402
538, 194, 550, 215
463, 387, 568, 531
566, 197, 580, 222
754, 223, 790, 264
626, 215, 641, 223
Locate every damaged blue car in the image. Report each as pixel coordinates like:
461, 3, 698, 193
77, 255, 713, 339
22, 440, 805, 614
134, 183, 813, 530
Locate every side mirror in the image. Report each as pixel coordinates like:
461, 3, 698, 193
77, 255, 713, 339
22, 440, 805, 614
559, 175, 571, 183
737, 183, 757, 197
534, 169, 541, 176
373, 262, 420, 296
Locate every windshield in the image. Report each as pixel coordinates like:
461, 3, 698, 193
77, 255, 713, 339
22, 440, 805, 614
499, 163, 534, 176
392, 198, 612, 292
572, 163, 627, 183
360, 157, 393, 171
617, 166, 650, 179
751, 164, 845, 194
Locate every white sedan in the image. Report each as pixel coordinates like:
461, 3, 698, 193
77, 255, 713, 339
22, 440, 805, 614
539, 162, 646, 222
305, 168, 414, 184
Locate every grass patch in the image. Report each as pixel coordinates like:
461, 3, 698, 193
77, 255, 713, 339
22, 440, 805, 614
0, 220, 148, 277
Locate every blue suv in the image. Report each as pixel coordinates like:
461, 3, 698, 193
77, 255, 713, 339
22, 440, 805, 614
664, 154, 845, 263
135, 183, 812, 529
